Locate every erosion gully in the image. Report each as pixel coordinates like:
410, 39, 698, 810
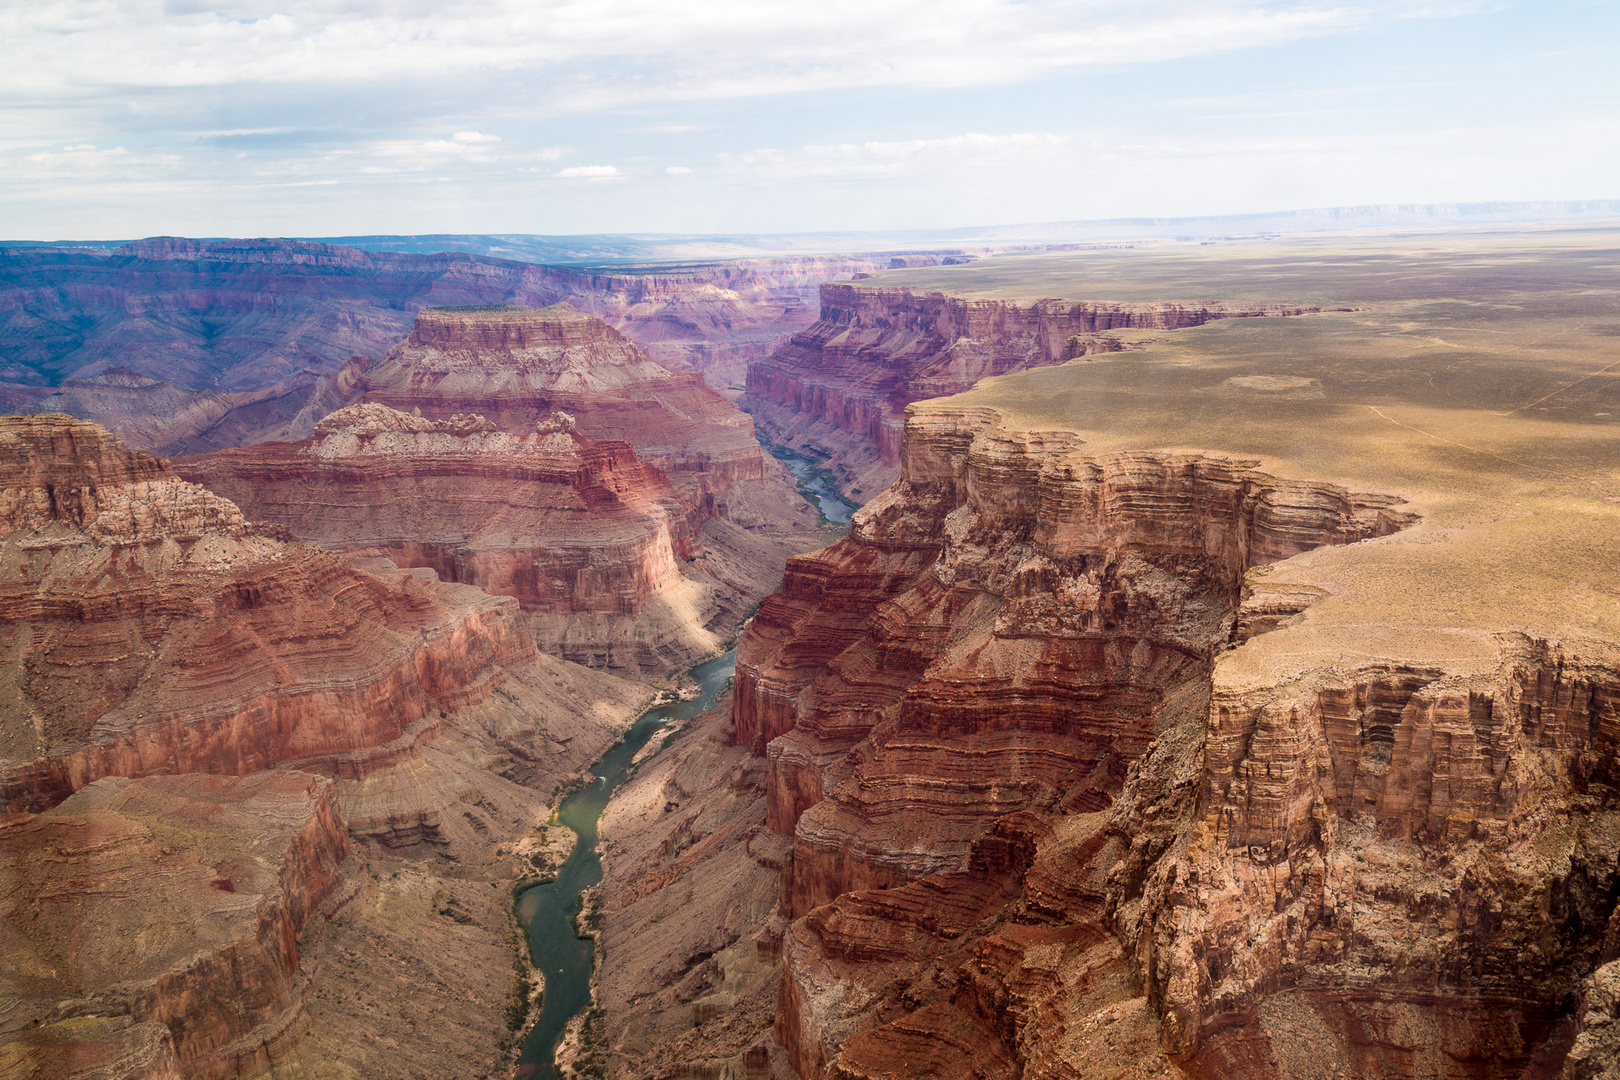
514, 647, 737, 1079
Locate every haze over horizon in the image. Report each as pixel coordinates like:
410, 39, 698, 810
2, 0, 1616, 240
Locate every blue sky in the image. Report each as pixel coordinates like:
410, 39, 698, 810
1, 0, 1615, 239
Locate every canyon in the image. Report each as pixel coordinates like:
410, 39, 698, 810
0, 413, 656, 1076
176, 303, 825, 675
590, 230, 1620, 1080
8, 227, 1620, 1080
743, 282, 1322, 497
0, 238, 896, 453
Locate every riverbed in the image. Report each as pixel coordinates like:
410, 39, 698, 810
513, 647, 738, 1078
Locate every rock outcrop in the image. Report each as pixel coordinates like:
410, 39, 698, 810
355, 304, 769, 509
727, 396, 1620, 1080
178, 305, 829, 676
177, 403, 722, 675
0, 772, 348, 1080
744, 283, 1316, 496
0, 413, 539, 812
0, 414, 654, 1077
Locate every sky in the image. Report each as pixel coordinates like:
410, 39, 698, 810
1, 0, 1616, 239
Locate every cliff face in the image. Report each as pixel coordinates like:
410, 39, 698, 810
0, 240, 878, 452
0, 414, 538, 812
731, 404, 1620, 1080
357, 304, 767, 507
178, 305, 828, 676
743, 284, 1317, 495
0, 413, 657, 1077
177, 403, 724, 675
1119, 634, 1620, 1078
0, 772, 348, 1080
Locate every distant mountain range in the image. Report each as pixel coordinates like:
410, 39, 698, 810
8, 199, 1616, 265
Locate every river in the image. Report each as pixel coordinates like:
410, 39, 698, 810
765, 443, 857, 526
513, 647, 738, 1079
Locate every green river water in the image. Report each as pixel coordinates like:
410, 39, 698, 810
513, 647, 737, 1079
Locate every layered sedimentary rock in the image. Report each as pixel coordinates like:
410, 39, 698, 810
0, 413, 539, 811
0, 413, 654, 1077
744, 283, 1316, 495
0, 239, 884, 451
178, 403, 722, 674
178, 305, 827, 675
356, 304, 768, 506
0, 771, 348, 1080
730, 389, 1620, 1080
733, 407, 1417, 1078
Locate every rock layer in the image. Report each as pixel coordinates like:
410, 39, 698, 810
744, 283, 1316, 495
729, 397, 1620, 1080
0, 413, 655, 1078
0, 771, 348, 1080
357, 304, 768, 509
178, 305, 828, 676
176, 403, 718, 674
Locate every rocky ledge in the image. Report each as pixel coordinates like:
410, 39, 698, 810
731, 395, 1620, 1080
0, 771, 347, 1080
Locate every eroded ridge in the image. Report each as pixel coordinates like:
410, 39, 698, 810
177, 402, 724, 674
0, 413, 533, 812
1, 413, 656, 1077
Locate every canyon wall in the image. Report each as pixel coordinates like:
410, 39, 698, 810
725, 404, 1620, 1080
743, 283, 1318, 497
0, 240, 885, 452
177, 304, 827, 676
0, 414, 654, 1077
178, 403, 718, 675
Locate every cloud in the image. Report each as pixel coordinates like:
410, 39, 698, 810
453, 131, 500, 143
722, 132, 1077, 182
554, 164, 619, 179
0, 1, 1382, 110
665, 165, 693, 174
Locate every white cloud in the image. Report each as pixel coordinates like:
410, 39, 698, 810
0, 1, 1378, 109
554, 164, 619, 179
453, 131, 500, 143
665, 165, 693, 174
722, 132, 1077, 182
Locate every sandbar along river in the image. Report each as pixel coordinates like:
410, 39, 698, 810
513, 647, 737, 1078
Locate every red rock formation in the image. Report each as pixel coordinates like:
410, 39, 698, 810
0, 771, 348, 1080
744, 283, 1317, 493
355, 304, 768, 510
1118, 633, 1620, 1078
0, 413, 537, 812
0, 412, 660, 1077
730, 400, 1620, 1080
730, 405, 1583, 1079
176, 403, 727, 674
